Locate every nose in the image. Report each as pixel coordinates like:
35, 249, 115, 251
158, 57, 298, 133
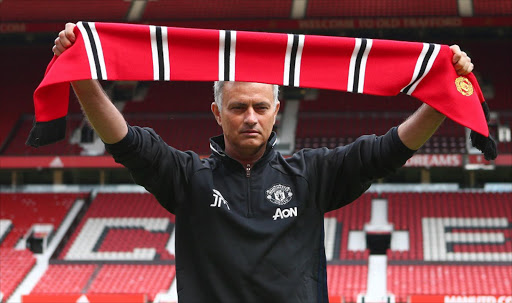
244, 107, 258, 125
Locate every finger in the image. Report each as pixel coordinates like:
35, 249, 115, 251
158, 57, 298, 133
454, 53, 470, 70
450, 44, 461, 63
463, 61, 473, 75
54, 39, 67, 56
454, 60, 465, 72
52, 45, 61, 56
452, 52, 462, 65
455, 63, 465, 75
65, 23, 76, 43
58, 30, 72, 48
53, 37, 60, 55
449, 44, 461, 53
457, 61, 472, 76
460, 51, 468, 60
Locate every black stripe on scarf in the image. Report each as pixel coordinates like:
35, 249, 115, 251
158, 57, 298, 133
82, 22, 102, 80
352, 38, 367, 93
224, 30, 231, 81
288, 34, 300, 87
403, 43, 435, 94
156, 26, 165, 81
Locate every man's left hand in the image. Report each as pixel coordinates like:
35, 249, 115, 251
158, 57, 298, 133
450, 44, 474, 76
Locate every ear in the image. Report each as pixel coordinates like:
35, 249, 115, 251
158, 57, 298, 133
211, 102, 222, 126
273, 101, 281, 124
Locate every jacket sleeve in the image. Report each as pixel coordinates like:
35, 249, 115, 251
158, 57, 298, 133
304, 126, 415, 213
104, 125, 198, 214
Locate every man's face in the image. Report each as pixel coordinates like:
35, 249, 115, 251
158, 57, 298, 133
212, 82, 280, 160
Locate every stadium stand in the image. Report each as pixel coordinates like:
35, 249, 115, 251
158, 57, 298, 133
298, 91, 420, 113
143, 0, 292, 21
306, 0, 458, 17
388, 265, 512, 302
87, 264, 175, 301
125, 115, 220, 156
0, 45, 50, 150
326, 193, 374, 260
386, 192, 512, 261
0, 193, 83, 248
0, 2, 510, 302
295, 113, 466, 154
2, 117, 84, 155
327, 265, 368, 303
466, 41, 512, 111
0, 193, 85, 301
0, 249, 36, 303
59, 193, 175, 261
96, 228, 174, 259
497, 113, 512, 154
0, 0, 131, 22
31, 264, 97, 294
1, 190, 510, 302
1, 40, 509, 158
473, 0, 512, 16
123, 81, 216, 114
31, 264, 175, 302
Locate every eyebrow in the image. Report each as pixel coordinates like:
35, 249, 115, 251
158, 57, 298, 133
229, 101, 271, 107
253, 102, 271, 107
229, 102, 247, 108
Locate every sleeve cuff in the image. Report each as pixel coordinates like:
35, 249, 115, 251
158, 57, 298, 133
390, 126, 417, 155
104, 125, 135, 154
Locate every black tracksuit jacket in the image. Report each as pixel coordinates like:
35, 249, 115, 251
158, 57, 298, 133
105, 125, 415, 303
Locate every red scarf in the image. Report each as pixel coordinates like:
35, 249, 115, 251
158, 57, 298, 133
27, 21, 496, 159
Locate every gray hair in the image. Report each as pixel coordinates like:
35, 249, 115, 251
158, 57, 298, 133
213, 81, 279, 111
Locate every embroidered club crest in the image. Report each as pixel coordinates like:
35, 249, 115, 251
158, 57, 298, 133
266, 184, 293, 205
455, 76, 474, 96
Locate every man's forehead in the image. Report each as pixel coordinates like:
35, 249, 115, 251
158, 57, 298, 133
224, 81, 273, 92
223, 82, 274, 101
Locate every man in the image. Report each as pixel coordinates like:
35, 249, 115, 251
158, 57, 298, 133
54, 23, 473, 302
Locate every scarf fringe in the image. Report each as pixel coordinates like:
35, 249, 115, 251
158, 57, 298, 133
26, 116, 67, 148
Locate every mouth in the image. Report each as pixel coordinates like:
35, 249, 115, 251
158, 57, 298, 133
241, 130, 260, 135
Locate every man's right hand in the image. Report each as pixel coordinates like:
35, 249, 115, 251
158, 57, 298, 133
52, 23, 76, 56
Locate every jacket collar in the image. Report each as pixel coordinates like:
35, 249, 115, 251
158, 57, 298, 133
209, 132, 277, 165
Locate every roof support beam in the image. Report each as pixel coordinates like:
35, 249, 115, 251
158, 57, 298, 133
458, 0, 474, 17
126, 0, 148, 22
291, 0, 308, 19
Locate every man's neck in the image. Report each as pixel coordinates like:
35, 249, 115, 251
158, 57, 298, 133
224, 145, 266, 167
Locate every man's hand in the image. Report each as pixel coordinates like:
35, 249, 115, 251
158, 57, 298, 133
397, 45, 475, 150
52, 23, 76, 56
51, 23, 127, 143
450, 44, 474, 76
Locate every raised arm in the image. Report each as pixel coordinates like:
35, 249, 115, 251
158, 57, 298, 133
397, 45, 474, 150
53, 23, 128, 144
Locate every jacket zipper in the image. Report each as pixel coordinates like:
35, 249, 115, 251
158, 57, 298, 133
246, 164, 252, 217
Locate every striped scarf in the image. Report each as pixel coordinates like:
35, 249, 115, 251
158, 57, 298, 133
27, 21, 496, 159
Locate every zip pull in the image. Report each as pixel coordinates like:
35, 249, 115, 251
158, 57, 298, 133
246, 164, 251, 178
